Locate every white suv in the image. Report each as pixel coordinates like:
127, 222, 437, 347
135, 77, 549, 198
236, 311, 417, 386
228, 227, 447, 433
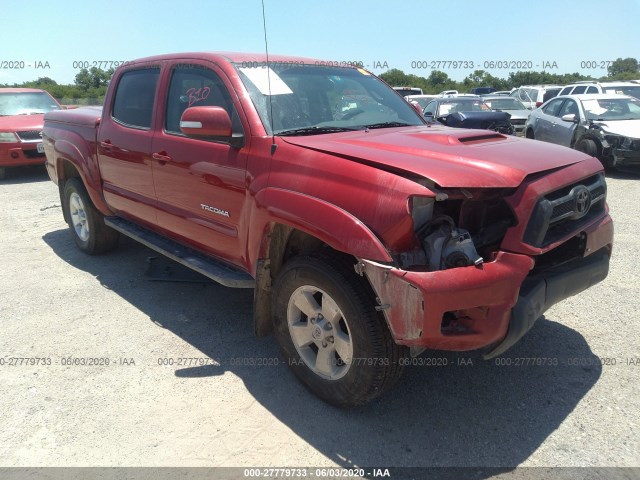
510, 85, 563, 109
558, 81, 640, 99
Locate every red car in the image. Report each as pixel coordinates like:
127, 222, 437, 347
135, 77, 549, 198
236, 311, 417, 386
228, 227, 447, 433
0, 88, 62, 179
43, 53, 613, 407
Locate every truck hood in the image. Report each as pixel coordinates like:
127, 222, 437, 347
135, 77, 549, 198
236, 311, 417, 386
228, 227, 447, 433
594, 119, 640, 139
0, 113, 45, 132
280, 125, 586, 188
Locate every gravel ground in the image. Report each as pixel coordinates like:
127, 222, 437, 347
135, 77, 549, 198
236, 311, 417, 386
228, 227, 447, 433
0, 165, 638, 478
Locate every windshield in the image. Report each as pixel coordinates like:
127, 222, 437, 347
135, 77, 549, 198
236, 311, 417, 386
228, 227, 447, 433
234, 64, 424, 135
483, 97, 527, 110
602, 86, 640, 100
581, 97, 640, 121
0, 92, 61, 116
437, 99, 491, 116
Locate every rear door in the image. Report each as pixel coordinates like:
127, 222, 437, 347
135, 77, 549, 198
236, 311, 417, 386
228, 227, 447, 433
151, 62, 249, 267
97, 67, 161, 226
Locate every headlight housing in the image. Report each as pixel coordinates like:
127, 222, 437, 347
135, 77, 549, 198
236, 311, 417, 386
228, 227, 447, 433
0, 132, 18, 142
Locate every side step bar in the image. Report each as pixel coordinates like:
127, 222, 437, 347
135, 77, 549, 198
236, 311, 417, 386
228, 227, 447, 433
104, 217, 255, 289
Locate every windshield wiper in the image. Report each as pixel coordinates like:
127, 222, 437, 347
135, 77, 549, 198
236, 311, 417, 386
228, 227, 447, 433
362, 121, 413, 129
277, 126, 359, 136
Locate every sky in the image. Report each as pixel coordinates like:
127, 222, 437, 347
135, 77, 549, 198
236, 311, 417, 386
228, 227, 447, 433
1, 0, 639, 86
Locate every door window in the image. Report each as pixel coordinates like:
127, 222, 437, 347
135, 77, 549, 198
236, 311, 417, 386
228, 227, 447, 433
165, 64, 241, 136
541, 98, 565, 117
557, 99, 579, 119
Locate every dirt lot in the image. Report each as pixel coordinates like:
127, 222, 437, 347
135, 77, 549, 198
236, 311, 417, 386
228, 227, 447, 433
0, 165, 638, 477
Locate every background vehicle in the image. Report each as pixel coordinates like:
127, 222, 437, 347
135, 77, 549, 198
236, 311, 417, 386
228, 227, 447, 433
0, 88, 62, 179
423, 96, 514, 134
43, 53, 613, 407
393, 86, 423, 97
405, 94, 438, 109
510, 85, 563, 109
558, 81, 640, 100
525, 93, 640, 169
481, 95, 531, 135
471, 87, 496, 95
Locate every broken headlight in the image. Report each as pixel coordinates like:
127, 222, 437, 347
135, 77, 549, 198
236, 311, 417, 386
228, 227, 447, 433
418, 215, 483, 270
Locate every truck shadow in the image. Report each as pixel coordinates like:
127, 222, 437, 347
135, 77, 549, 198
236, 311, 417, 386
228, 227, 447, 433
43, 229, 602, 477
0, 165, 49, 184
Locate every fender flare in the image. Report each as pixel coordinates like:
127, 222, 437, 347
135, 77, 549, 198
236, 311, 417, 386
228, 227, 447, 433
52, 138, 112, 216
253, 188, 393, 263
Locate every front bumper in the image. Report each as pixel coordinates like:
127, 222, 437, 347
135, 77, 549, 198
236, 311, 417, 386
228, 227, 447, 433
611, 147, 640, 170
359, 214, 613, 355
0, 142, 46, 167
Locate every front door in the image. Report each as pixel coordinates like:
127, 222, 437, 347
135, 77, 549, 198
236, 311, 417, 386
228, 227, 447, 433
151, 63, 249, 267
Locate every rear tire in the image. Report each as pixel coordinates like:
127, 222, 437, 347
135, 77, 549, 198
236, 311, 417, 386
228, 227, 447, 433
63, 178, 119, 254
273, 253, 407, 407
525, 129, 535, 139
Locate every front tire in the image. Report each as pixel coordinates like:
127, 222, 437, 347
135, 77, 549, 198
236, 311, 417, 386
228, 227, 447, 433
273, 253, 407, 407
63, 178, 119, 254
575, 138, 599, 157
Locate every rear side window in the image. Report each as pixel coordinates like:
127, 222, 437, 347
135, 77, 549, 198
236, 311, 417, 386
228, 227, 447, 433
586, 86, 598, 94
559, 87, 572, 96
572, 86, 587, 94
112, 68, 160, 129
543, 88, 561, 102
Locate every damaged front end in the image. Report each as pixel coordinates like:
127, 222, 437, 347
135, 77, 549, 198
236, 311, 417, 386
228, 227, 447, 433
357, 164, 613, 357
578, 122, 640, 170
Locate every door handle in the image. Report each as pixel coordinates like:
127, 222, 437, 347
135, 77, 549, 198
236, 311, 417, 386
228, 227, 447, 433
99, 140, 112, 151
152, 151, 172, 165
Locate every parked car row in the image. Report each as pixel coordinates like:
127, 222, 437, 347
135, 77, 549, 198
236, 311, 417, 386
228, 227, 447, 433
0, 88, 62, 179
525, 94, 640, 171
396, 81, 640, 167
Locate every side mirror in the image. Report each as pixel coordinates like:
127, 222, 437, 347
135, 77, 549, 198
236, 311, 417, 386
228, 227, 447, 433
179, 106, 244, 148
424, 111, 434, 117
561, 113, 578, 123
180, 106, 232, 137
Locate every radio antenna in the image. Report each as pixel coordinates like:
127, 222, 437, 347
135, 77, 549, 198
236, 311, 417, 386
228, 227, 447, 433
261, 0, 277, 153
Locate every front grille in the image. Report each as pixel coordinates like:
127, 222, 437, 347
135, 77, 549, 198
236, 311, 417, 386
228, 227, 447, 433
511, 119, 526, 125
524, 174, 607, 248
16, 130, 42, 142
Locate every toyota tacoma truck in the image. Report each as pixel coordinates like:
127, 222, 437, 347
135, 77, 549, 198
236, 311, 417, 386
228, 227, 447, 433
0, 88, 62, 179
43, 52, 614, 407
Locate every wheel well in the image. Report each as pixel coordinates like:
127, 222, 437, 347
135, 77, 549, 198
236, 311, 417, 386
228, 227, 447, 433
253, 223, 362, 337
59, 160, 81, 223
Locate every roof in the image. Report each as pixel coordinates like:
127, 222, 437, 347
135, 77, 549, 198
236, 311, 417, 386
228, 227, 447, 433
119, 51, 344, 68
556, 93, 635, 101
481, 95, 522, 100
0, 88, 47, 93
567, 80, 639, 86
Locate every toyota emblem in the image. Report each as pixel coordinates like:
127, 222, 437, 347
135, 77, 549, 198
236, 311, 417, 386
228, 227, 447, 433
573, 185, 591, 218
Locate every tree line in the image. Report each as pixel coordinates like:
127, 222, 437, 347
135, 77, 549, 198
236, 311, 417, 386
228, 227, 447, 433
379, 57, 639, 94
1, 57, 638, 104
0, 67, 113, 105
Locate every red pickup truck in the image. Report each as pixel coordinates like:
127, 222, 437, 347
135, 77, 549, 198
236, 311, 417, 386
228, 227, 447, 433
0, 88, 62, 179
43, 52, 613, 407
